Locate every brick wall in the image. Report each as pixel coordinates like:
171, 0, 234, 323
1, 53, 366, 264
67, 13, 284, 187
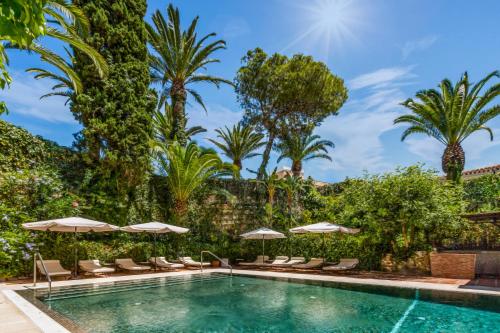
430, 252, 476, 279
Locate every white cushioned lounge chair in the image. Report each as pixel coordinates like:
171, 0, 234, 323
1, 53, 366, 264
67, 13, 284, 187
323, 258, 359, 271
79, 260, 115, 275
115, 258, 150, 272
179, 257, 211, 268
272, 257, 306, 267
239, 255, 269, 266
261, 256, 289, 266
292, 258, 324, 269
36, 260, 71, 278
149, 257, 185, 270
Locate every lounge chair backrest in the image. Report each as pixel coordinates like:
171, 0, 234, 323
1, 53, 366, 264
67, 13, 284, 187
115, 258, 136, 266
36, 260, 67, 274
339, 258, 359, 266
309, 258, 324, 264
179, 257, 197, 264
79, 260, 101, 268
275, 256, 289, 260
255, 255, 269, 263
291, 257, 305, 261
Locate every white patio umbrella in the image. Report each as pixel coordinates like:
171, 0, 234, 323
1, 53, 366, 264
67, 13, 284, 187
22, 217, 119, 277
240, 227, 286, 260
120, 222, 189, 270
290, 222, 360, 262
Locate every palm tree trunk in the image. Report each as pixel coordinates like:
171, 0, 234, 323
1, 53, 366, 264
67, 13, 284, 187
257, 131, 275, 180
170, 80, 188, 146
233, 159, 242, 179
442, 143, 465, 182
291, 160, 302, 178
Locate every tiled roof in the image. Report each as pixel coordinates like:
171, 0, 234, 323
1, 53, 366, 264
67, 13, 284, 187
462, 164, 500, 176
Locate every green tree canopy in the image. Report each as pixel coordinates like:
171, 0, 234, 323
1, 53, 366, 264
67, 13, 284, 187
235, 48, 347, 179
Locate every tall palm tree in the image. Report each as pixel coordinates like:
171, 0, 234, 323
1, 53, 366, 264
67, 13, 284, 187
10, 1, 108, 79
275, 133, 335, 177
155, 141, 232, 223
208, 123, 265, 177
153, 99, 206, 144
395, 71, 500, 182
146, 4, 232, 146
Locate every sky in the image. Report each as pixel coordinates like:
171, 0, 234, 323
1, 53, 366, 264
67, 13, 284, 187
1, 0, 499, 182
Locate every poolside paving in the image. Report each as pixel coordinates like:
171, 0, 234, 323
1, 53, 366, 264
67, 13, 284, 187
0, 290, 41, 333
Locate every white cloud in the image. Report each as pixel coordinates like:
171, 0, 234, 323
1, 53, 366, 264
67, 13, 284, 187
309, 66, 420, 180
348, 66, 416, 90
402, 35, 439, 60
187, 103, 243, 143
0, 72, 75, 123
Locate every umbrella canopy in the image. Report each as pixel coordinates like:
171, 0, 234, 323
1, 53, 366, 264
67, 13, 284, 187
240, 227, 286, 260
23, 217, 119, 233
121, 222, 189, 270
240, 227, 286, 239
120, 221, 189, 234
290, 222, 360, 234
22, 217, 118, 277
290, 222, 360, 262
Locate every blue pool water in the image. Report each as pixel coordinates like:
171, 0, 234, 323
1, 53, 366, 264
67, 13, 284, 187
39, 274, 500, 332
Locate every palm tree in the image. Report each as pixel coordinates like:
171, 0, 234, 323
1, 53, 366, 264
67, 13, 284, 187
26, 47, 80, 103
279, 175, 304, 217
395, 71, 500, 182
10, 1, 108, 79
208, 123, 265, 177
275, 133, 335, 177
153, 99, 206, 144
155, 141, 232, 223
146, 4, 232, 145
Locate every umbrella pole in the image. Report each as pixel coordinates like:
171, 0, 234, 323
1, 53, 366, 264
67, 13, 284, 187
74, 227, 78, 278
323, 233, 326, 264
154, 233, 157, 271
262, 236, 265, 262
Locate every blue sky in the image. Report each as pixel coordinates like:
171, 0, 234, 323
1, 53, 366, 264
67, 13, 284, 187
1, 0, 499, 182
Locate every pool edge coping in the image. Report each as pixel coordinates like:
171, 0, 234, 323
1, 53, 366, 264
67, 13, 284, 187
2, 289, 70, 333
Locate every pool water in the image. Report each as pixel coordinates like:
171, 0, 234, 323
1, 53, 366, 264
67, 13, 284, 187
42, 274, 500, 333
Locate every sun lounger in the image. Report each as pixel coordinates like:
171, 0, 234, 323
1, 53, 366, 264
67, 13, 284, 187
272, 257, 306, 267
323, 258, 359, 271
149, 257, 185, 269
239, 255, 269, 266
179, 257, 211, 268
36, 260, 72, 278
292, 258, 324, 269
260, 256, 289, 266
115, 258, 150, 272
79, 260, 115, 275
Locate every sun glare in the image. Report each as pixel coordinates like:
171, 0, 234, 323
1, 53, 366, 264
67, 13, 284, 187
282, 0, 368, 59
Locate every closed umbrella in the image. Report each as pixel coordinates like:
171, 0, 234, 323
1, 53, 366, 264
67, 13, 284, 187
240, 227, 286, 260
23, 217, 119, 277
120, 222, 189, 270
290, 222, 360, 262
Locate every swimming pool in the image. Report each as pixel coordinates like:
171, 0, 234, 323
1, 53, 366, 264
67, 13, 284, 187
20, 273, 500, 332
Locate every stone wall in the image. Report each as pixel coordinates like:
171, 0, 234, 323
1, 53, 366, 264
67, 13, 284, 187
429, 252, 477, 279
381, 251, 430, 274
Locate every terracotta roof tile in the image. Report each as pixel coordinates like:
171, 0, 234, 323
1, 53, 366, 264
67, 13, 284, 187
462, 164, 500, 176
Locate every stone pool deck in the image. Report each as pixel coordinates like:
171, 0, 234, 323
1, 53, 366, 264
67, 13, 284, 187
1, 268, 499, 332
